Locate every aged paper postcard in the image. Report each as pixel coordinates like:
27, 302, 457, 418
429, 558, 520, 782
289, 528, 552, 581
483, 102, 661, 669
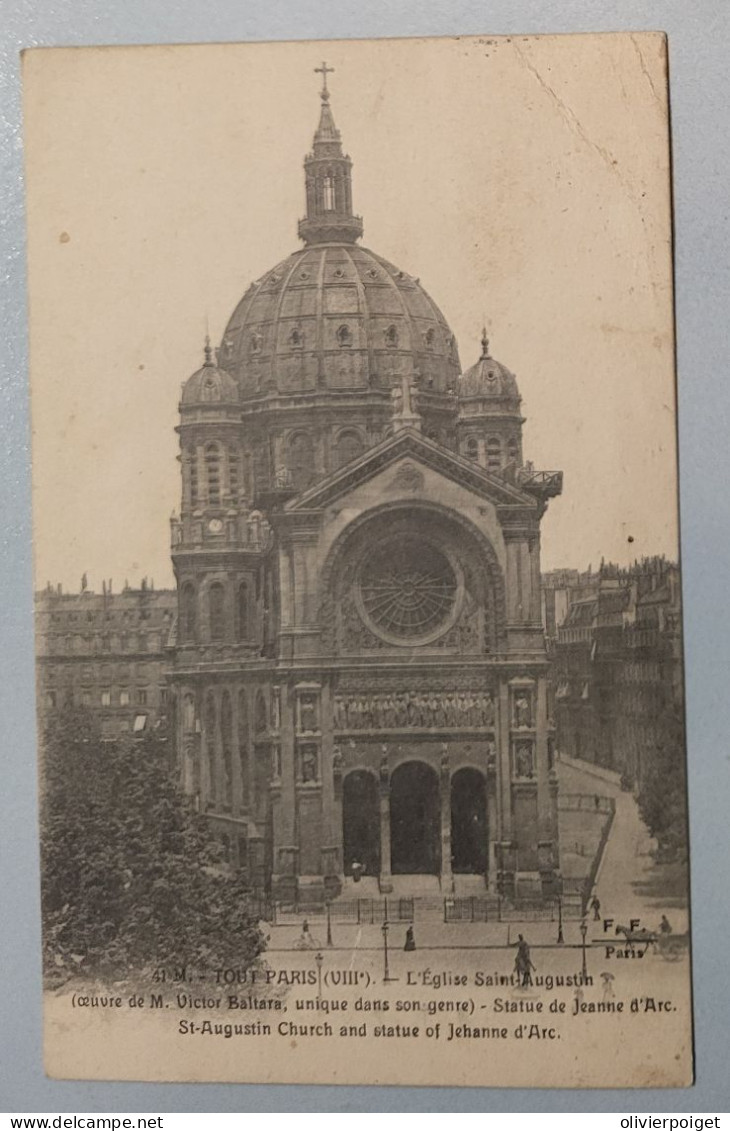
24, 33, 692, 1087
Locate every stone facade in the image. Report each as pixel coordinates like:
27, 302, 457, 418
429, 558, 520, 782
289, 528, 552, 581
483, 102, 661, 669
546, 558, 683, 788
169, 76, 563, 902
35, 580, 175, 740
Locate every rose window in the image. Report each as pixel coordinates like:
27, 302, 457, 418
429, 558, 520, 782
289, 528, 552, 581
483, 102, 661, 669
358, 537, 458, 642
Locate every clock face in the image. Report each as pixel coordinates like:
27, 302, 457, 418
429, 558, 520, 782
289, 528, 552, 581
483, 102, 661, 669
208, 518, 223, 534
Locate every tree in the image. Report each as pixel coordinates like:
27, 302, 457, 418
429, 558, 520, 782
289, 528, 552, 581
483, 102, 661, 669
636, 704, 688, 864
40, 705, 266, 982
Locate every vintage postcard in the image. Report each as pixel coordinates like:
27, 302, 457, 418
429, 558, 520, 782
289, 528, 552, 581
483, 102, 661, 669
24, 33, 692, 1087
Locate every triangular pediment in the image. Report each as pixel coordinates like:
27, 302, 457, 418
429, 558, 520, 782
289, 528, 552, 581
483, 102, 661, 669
285, 428, 539, 512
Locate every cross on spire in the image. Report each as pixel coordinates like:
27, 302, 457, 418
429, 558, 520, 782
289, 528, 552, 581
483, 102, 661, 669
315, 61, 334, 100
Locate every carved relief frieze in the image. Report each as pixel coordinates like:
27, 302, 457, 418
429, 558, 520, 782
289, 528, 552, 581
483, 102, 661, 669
333, 687, 496, 731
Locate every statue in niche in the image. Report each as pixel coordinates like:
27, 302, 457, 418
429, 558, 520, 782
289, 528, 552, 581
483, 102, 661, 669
299, 693, 318, 733
481, 691, 495, 726
300, 745, 318, 783
514, 692, 532, 729
515, 743, 534, 779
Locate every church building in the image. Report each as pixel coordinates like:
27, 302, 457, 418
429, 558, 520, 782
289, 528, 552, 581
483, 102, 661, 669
170, 68, 563, 905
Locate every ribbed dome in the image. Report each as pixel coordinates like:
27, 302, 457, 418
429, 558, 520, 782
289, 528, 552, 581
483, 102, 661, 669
217, 244, 461, 399
181, 353, 240, 407
459, 335, 521, 402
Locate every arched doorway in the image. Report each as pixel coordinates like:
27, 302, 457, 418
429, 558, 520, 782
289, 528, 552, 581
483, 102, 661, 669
343, 771, 380, 876
450, 767, 488, 874
390, 761, 441, 875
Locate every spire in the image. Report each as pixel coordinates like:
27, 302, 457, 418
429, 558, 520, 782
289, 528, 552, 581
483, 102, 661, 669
298, 64, 364, 247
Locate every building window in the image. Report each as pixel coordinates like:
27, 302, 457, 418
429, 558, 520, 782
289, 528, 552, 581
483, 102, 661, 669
160, 687, 168, 706
133, 714, 147, 733
238, 690, 249, 807
137, 688, 148, 705
101, 690, 111, 707
189, 451, 199, 504
466, 436, 479, 461
323, 173, 335, 211
205, 443, 222, 505
287, 432, 315, 489
385, 325, 399, 348
101, 635, 111, 652
334, 430, 363, 470
221, 691, 233, 810
425, 328, 435, 351
486, 436, 502, 472
209, 583, 226, 642
180, 583, 197, 643
288, 327, 304, 350
120, 689, 130, 706
336, 325, 352, 348
235, 582, 249, 642
507, 438, 519, 464
228, 449, 240, 498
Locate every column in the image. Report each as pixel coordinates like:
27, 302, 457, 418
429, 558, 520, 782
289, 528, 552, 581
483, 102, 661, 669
440, 753, 453, 892
487, 788, 498, 893
320, 678, 342, 894
498, 681, 512, 840
272, 682, 298, 902
379, 754, 393, 893
529, 534, 542, 624
535, 676, 551, 840
497, 679, 514, 894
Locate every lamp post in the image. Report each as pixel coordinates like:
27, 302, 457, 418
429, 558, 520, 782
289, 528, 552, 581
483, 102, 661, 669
315, 951, 323, 1002
326, 900, 333, 948
580, 918, 588, 981
381, 918, 397, 983
557, 896, 564, 945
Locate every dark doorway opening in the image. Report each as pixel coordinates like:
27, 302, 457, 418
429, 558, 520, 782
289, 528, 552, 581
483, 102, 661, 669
450, 767, 488, 874
343, 771, 380, 876
390, 761, 441, 874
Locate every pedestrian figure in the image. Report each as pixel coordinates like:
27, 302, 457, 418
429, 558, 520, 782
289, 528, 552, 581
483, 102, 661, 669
294, 918, 320, 950
601, 972, 615, 1003
351, 860, 364, 884
659, 914, 672, 935
404, 925, 416, 952
514, 934, 536, 987
590, 895, 601, 921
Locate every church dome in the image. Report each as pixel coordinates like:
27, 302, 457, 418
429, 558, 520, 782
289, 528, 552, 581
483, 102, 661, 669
458, 332, 521, 402
181, 340, 240, 407
217, 243, 460, 399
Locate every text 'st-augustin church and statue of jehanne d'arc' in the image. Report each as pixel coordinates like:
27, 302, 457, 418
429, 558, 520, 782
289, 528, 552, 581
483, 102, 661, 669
169, 66, 564, 907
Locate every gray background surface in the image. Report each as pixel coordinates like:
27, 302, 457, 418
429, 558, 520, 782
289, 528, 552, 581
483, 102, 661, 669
1, 0, 728, 1113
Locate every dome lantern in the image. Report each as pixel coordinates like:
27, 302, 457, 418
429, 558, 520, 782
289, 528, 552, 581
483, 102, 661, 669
297, 63, 364, 247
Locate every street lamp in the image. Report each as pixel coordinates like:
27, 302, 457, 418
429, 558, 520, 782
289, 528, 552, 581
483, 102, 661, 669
326, 900, 333, 948
315, 951, 323, 1001
580, 918, 588, 980
557, 896, 564, 945
381, 918, 398, 983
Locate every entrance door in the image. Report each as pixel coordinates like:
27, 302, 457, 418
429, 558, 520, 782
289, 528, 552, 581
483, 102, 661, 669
450, 767, 488, 874
343, 770, 380, 876
390, 761, 441, 874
